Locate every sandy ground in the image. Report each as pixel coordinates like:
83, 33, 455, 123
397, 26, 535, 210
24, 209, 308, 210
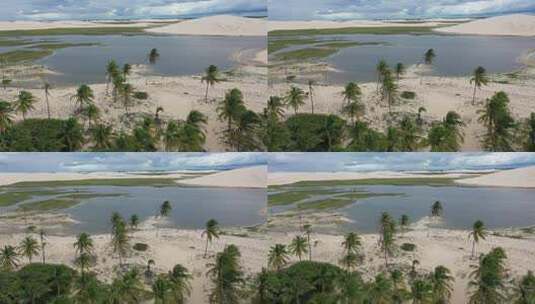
0, 224, 269, 304
270, 222, 535, 304
179, 165, 267, 188
436, 14, 535, 37
268, 19, 458, 31
0, 20, 174, 31
0, 171, 189, 186
270, 62, 535, 151
268, 171, 470, 186
456, 166, 535, 188
146, 15, 266, 36
0, 60, 268, 152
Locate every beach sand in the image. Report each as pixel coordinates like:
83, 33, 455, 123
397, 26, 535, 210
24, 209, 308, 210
268, 19, 458, 31
179, 165, 267, 188
146, 15, 266, 36
0, 20, 174, 31
456, 166, 535, 188
435, 14, 535, 37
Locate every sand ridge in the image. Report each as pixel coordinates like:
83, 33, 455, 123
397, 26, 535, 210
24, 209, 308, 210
435, 14, 535, 37
179, 165, 267, 188
146, 15, 267, 36
456, 166, 535, 188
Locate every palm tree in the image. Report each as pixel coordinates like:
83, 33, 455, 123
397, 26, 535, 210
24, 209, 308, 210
469, 220, 487, 258
284, 86, 306, 114
303, 224, 313, 261
82, 103, 100, 128
59, 117, 84, 151
431, 201, 443, 218
112, 74, 125, 103
400, 214, 409, 235
129, 214, 140, 231
19, 235, 40, 263
470, 66, 489, 105
0, 100, 14, 133
168, 264, 192, 303
90, 123, 112, 150
268, 244, 289, 271
411, 279, 433, 304
431, 265, 454, 303
39, 229, 47, 263
149, 48, 160, 64
342, 232, 361, 255
468, 247, 508, 303
514, 270, 535, 304
106, 60, 119, 94
288, 235, 308, 261
202, 219, 220, 258
395, 62, 405, 80
342, 101, 365, 124
71, 84, 94, 114
43, 82, 52, 119
342, 82, 362, 105
266, 96, 285, 120
146, 259, 156, 278
217, 88, 245, 134
0, 245, 20, 271
416, 106, 426, 126
121, 83, 135, 114
382, 70, 398, 112
378, 212, 396, 267
159, 200, 172, 218
111, 219, 129, 266
14, 90, 36, 120
73, 232, 94, 277
308, 79, 316, 114
376, 59, 388, 93
207, 245, 243, 304
201, 65, 221, 102
152, 275, 170, 304
424, 49, 436, 65
477, 91, 515, 151
123, 63, 132, 81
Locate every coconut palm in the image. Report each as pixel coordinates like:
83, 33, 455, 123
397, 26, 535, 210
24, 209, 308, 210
14, 90, 36, 120
308, 79, 316, 113
342, 82, 361, 105
106, 60, 119, 94
395, 62, 405, 80
81, 103, 100, 128
477, 91, 515, 151
382, 70, 398, 112
120, 83, 135, 114
217, 88, 245, 134
416, 106, 427, 126
0, 245, 20, 271
71, 84, 94, 114
514, 270, 535, 304
152, 275, 170, 304
284, 86, 306, 114
470, 66, 489, 105
468, 247, 508, 303
177, 110, 208, 152
129, 214, 140, 231
342, 100, 365, 124
0, 100, 13, 133
146, 259, 156, 278
159, 200, 172, 218
266, 96, 285, 120
469, 220, 487, 258
168, 264, 192, 303
399, 116, 419, 151
411, 279, 433, 304
19, 235, 40, 263
73, 233, 94, 277
424, 49, 436, 65
431, 201, 443, 218
149, 48, 160, 64
431, 265, 455, 303
400, 214, 410, 235
376, 59, 388, 93
378, 212, 396, 267
342, 232, 362, 255
268, 244, 289, 271
39, 229, 47, 263
90, 123, 112, 150
201, 65, 221, 102
59, 117, 84, 151
207, 245, 243, 304
288, 235, 308, 261
123, 63, 132, 81
112, 74, 125, 103
110, 219, 129, 266
202, 219, 220, 258
303, 224, 313, 261
43, 82, 52, 119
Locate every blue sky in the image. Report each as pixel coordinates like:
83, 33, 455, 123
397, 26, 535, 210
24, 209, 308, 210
0, 153, 267, 172
268, 153, 535, 172
268, 0, 535, 20
0, 0, 266, 21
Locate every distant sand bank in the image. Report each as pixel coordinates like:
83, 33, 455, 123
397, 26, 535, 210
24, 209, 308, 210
146, 15, 266, 36
456, 166, 535, 188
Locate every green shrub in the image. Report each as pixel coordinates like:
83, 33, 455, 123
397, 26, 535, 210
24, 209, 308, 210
133, 91, 148, 100
401, 243, 417, 251
401, 91, 416, 99
285, 113, 346, 151
133, 243, 149, 251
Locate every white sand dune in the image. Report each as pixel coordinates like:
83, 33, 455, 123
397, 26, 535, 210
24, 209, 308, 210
456, 166, 535, 188
268, 171, 469, 186
269, 19, 453, 31
146, 15, 266, 36
179, 166, 267, 188
435, 14, 535, 36
0, 20, 164, 31
0, 172, 188, 187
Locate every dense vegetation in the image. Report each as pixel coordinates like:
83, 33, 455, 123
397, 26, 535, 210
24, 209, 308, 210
1, 200, 534, 303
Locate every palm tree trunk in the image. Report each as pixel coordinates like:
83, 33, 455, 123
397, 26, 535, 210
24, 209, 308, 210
307, 234, 312, 261
472, 85, 477, 105
205, 83, 210, 102
472, 241, 476, 258
204, 239, 209, 258
46, 95, 51, 119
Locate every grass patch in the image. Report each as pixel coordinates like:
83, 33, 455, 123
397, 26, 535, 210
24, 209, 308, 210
0, 27, 149, 37
0, 49, 53, 64
0, 190, 66, 207
0, 39, 36, 47
268, 189, 341, 206
133, 243, 149, 251
10, 178, 178, 188
274, 47, 338, 61
401, 91, 416, 99
401, 243, 416, 251
17, 193, 125, 211
28, 42, 100, 50
269, 26, 437, 36
336, 192, 403, 200
297, 198, 353, 210
289, 178, 455, 187
316, 41, 384, 48
268, 38, 320, 53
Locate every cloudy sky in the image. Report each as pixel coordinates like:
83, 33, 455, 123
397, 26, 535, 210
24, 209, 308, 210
268, 0, 535, 20
0, 0, 266, 21
268, 153, 535, 172
0, 153, 266, 172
